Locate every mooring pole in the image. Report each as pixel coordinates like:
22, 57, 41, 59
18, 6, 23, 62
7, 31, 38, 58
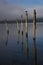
17, 19, 20, 34
5, 19, 8, 33
25, 11, 28, 38
5, 18, 9, 46
25, 11, 29, 60
5, 18, 9, 38
33, 9, 36, 40
21, 15, 23, 36
17, 19, 20, 43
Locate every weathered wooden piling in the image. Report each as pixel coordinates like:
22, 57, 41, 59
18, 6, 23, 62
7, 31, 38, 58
21, 15, 23, 36
25, 11, 28, 38
33, 9, 36, 40
5, 19, 9, 34
5, 18, 9, 39
25, 11, 29, 61
17, 19, 20, 34
17, 19, 20, 43
21, 15, 24, 50
33, 40, 37, 65
5, 18, 9, 46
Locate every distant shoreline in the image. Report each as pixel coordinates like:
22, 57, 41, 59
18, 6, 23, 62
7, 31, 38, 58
0, 18, 43, 24
0, 22, 43, 24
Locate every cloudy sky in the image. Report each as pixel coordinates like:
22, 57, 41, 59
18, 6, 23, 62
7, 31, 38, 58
0, 0, 43, 20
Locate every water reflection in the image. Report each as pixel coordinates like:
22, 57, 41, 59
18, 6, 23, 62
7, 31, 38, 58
5, 30, 9, 46
5, 34, 9, 46
17, 31, 20, 44
33, 40, 37, 65
26, 37, 29, 64
21, 34, 24, 51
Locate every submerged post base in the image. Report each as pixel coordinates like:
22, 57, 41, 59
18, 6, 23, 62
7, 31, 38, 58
18, 30, 20, 34
33, 37, 36, 40
22, 31, 23, 36
26, 33, 28, 38
7, 30, 9, 35
17, 41, 19, 44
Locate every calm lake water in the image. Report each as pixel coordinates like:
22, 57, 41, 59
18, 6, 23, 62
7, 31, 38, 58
0, 23, 43, 65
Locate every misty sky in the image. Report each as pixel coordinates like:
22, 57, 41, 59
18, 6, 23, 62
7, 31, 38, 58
0, 0, 43, 20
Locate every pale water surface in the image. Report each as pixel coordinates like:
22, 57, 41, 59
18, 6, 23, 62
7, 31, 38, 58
0, 23, 43, 65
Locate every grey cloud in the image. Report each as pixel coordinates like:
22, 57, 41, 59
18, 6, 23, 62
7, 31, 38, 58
0, 0, 8, 5
0, 1, 43, 21
0, 1, 25, 20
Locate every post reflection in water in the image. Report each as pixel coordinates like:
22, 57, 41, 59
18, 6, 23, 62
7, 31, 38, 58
5, 33, 9, 46
21, 34, 24, 51
17, 31, 20, 44
33, 40, 37, 65
26, 37, 29, 64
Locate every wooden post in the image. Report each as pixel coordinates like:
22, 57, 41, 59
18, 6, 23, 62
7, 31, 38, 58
33, 40, 37, 65
33, 9, 36, 40
5, 19, 9, 34
21, 15, 23, 36
21, 15, 24, 50
17, 19, 20, 43
5, 18, 9, 46
17, 19, 20, 34
25, 11, 28, 38
5, 19, 9, 37
25, 11, 29, 62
